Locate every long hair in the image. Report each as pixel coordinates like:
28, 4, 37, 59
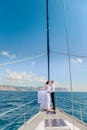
46, 81, 49, 85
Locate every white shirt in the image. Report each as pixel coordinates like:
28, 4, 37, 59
50, 84, 55, 92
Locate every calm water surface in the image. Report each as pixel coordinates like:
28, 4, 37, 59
0, 91, 87, 130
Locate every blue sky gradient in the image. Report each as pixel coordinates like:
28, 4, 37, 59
0, 0, 87, 91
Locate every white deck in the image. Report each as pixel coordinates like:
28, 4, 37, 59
18, 109, 87, 130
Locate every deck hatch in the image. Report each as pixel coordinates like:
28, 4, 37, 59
45, 119, 67, 127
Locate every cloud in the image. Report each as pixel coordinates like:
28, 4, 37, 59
54, 82, 65, 88
0, 50, 16, 59
34, 76, 46, 83
6, 70, 22, 81
6, 69, 35, 82
0, 82, 1, 84
23, 72, 35, 82
32, 62, 35, 65
0, 77, 2, 81
10, 54, 16, 59
1, 51, 9, 57
6, 70, 27, 81
0, 76, 3, 84
71, 58, 83, 63
6, 69, 46, 84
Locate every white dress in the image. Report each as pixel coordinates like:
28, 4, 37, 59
38, 90, 47, 110
38, 85, 51, 110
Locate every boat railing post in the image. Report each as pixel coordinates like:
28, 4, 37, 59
80, 103, 83, 122
24, 103, 27, 125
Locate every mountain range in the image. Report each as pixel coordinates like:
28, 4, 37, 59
0, 85, 68, 92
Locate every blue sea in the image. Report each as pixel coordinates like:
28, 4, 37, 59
0, 91, 87, 130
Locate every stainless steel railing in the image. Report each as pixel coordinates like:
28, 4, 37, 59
0, 95, 87, 130
0, 98, 39, 130
56, 96, 87, 124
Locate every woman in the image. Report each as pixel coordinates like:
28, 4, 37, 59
45, 81, 51, 111
38, 81, 50, 111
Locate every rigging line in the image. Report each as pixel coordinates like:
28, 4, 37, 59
0, 53, 46, 66
1, 106, 37, 130
62, 0, 74, 130
1, 105, 38, 130
0, 99, 37, 118
57, 96, 87, 106
1, 115, 25, 130
24, 105, 39, 124
51, 50, 87, 59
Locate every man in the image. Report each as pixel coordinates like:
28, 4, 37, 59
50, 80, 56, 112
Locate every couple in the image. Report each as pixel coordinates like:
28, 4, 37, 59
38, 80, 55, 112
46, 80, 55, 113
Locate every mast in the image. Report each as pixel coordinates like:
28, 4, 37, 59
46, 0, 50, 81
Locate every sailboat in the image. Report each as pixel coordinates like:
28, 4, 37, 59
0, 0, 87, 130
18, 0, 87, 130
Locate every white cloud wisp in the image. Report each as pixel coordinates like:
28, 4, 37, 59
0, 50, 16, 59
71, 58, 83, 64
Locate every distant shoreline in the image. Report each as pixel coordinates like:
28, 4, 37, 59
0, 85, 69, 92
1, 85, 86, 92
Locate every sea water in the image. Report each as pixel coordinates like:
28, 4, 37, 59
0, 91, 87, 130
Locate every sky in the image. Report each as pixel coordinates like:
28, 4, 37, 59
0, 0, 87, 92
